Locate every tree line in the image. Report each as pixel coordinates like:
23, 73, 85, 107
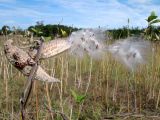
0, 11, 160, 41
0, 24, 79, 37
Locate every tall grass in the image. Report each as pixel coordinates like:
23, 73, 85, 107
0, 36, 160, 119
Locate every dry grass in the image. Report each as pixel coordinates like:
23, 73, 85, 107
0, 35, 160, 120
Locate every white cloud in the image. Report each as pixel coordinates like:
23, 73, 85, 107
55, 0, 160, 28
0, 0, 15, 3
0, 0, 159, 28
128, 0, 151, 4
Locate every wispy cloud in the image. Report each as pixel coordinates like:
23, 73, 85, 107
0, 0, 15, 2
0, 0, 159, 28
128, 0, 151, 4
49, 0, 160, 28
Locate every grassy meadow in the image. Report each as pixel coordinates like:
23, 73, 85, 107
0, 34, 160, 120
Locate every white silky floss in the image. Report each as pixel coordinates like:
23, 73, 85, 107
68, 29, 151, 70
68, 29, 107, 59
108, 38, 151, 69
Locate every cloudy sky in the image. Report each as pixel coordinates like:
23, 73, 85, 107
0, 0, 160, 29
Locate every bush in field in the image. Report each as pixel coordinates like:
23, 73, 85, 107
144, 11, 160, 41
0, 25, 11, 35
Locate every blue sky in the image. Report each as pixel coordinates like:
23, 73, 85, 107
0, 0, 160, 29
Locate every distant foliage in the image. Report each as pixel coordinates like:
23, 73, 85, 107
0, 24, 79, 38
144, 11, 160, 41
28, 24, 79, 38
108, 11, 160, 41
108, 27, 143, 40
0, 25, 11, 35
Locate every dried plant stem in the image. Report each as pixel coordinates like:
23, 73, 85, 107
60, 57, 64, 113
75, 59, 78, 87
105, 59, 109, 112
133, 73, 138, 113
126, 76, 130, 113
33, 81, 39, 120
11, 97, 14, 120
4, 61, 8, 111
78, 60, 82, 89
85, 59, 92, 94
65, 59, 69, 90
20, 37, 44, 120
77, 58, 93, 120
156, 89, 160, 109
45, 83, 54, 119
69, 104, 73, 120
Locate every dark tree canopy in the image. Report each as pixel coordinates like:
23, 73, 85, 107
28, 24, 79, 38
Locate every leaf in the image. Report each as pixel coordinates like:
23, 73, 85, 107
38, 31, 43, 35
30, 27, 37, 33
151, 11, 156, 16
70, 89, 77, 100
147, 11, 158, 22
30, 27, 43, 36
76, 95, 86, 103
155, 33, 160, 40
149, 19, 160, 25
70, 89, 86, 103
61, 29, 67, 37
